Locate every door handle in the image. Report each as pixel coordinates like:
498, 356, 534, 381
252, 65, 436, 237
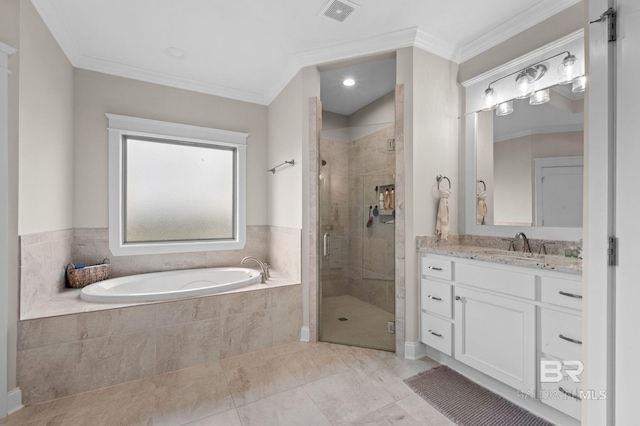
323, 233, 330, 257
559, 291, 582, 299
559, 334, 582, 345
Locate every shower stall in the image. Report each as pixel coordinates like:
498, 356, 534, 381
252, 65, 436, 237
319, 121, 396, 352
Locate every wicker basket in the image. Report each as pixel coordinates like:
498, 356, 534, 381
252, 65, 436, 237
66, 259, 111, 289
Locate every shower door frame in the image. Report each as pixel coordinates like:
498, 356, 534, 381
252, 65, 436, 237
309, 84, 406, 355
0, 41, 16, 419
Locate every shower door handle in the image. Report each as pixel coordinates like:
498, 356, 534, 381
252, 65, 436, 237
323, 233, 330, 257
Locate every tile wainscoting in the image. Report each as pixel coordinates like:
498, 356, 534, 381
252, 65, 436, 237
20, 226, 300, 319
17, 284, 302, 405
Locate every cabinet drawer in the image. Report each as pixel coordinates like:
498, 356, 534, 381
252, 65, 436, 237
541, 276, 582, 310
421, 256, 453, 281
541, 309, 582, 361
456, 262, 535, 299
420, 312, 453, 356
420, 279, 453, 318
540, 357, 582, 420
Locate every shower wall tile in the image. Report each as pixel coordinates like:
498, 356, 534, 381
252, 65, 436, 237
17, 283, 302, 405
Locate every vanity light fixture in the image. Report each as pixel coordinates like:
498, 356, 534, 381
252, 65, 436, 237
481, 87, 497, 111
479, 51, 582, 112
496, 100, 514, 116
572, 75, 586, 93
343, 78, 355, 87
557, 53, 582, 84
529, 88, 551, 105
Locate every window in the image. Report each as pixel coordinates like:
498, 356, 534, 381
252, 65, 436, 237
107, 114, 247, 255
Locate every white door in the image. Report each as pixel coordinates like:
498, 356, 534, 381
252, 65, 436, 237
615, 0, 640, 424
535, 157, 584, 227
454, 287, 535, 391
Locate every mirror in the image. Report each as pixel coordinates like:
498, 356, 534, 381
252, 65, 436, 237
463, 30, 584, 240
476, 85, 584, 227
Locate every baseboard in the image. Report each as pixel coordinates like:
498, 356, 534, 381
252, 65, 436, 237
7, 388, 23, 416
300, 326, 310, 342
404, 341, 428, 360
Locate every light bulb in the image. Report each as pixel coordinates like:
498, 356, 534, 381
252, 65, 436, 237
343, 78, 355, 87
572, 75, 586, 93
529, 89, 550, 105
558, 54, 581, 84
496, 100, 514, 116
481, 87, 497, 111
515, 71, 534, 99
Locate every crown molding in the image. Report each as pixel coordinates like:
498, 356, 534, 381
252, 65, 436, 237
461, 29, 584, 88
459, 0, 583, 63
414, 27, 461, 63
76, 55, 267, 105
31, 0, 82, 64
264, 57, 302, 106
295, 27, 418, 69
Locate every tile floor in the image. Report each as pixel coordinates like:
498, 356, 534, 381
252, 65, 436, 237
321, 295, 395, 352
0, 341, 455, 426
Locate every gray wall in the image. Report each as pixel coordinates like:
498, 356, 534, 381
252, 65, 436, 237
73, 69, 269, 229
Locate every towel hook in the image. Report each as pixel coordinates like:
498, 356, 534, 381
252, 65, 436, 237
477, 180, 486, 191
436, 174, 451, 190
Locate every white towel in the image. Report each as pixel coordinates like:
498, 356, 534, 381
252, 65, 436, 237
477, 191, 487, 225
436, 189, 450, 240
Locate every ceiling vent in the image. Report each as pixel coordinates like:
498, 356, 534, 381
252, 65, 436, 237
320, 0, 358, 23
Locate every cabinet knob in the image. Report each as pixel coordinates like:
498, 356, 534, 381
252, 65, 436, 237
455, 296, 461, 301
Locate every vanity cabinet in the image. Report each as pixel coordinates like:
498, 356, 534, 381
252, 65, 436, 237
454, 286, 535, 390
419, 252, 582, 421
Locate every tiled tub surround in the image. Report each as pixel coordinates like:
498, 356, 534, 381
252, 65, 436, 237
416, 235, 582, 274
17, 283, 302, 405
20, 226, 301, 319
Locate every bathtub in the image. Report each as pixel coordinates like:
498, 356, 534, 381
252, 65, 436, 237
80, 267, 262, 303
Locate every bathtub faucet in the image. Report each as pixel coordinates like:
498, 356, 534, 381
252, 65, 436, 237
241, 257, 270, 283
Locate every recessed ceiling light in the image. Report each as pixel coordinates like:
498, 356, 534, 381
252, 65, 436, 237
343, 78, 355, 87
164, 47, 186, 59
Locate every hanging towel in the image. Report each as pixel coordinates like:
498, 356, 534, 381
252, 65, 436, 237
477, 191, 487, 225
436, 188, 450, 240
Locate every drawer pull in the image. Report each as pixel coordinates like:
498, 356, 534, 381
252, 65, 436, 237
559, 291, 582, 299
428, 330, 442, 337
558, 386, 582, 401
427, 295, 443, 301
559, 334, 582, 345
428, 266, 443, 271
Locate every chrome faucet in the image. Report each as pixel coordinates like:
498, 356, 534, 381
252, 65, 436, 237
515, 232, 532, 254
241, 256, 270, 283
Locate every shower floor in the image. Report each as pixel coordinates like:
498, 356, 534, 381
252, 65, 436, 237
321, 295, 395, 352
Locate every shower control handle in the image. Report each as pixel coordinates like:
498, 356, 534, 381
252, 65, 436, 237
323, 233, 330, 257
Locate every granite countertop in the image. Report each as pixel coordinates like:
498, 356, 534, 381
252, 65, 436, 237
416, 235, 582, 275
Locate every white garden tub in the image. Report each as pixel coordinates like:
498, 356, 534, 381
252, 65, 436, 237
80, 267, 262, 303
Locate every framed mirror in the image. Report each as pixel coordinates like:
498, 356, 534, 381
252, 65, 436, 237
463, 30, 584, 240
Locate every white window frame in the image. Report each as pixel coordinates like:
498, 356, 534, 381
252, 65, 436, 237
107, 114, 248, 256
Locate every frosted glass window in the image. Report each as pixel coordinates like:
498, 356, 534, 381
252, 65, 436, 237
124, 137, 235, 242
108, 114, 247, 256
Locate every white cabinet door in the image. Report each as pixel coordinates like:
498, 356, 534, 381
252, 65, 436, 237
454, 287, 536, 391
